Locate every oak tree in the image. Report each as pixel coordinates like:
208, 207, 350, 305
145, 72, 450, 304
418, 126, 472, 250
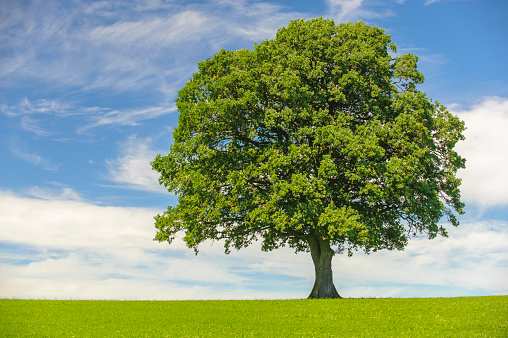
152, 18, 465, 298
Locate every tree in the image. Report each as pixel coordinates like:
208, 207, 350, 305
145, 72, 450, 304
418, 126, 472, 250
152, 18, 465, 299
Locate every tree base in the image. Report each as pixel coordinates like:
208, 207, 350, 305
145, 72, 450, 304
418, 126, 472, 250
308, 237, 341, 299
307, 284, 341, 299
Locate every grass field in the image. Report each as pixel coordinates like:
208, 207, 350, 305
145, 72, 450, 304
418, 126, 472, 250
1, 296, 507, 337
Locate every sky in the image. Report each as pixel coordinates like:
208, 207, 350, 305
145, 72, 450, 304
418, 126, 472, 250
1, 0, 507, 300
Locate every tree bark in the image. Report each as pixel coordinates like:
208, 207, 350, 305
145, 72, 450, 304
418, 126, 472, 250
308, 237, 341, 299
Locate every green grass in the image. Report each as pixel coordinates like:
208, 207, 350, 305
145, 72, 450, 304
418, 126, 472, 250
1, 296, 507, 337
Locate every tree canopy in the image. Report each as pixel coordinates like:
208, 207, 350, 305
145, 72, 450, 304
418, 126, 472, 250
152, 18, 465, 298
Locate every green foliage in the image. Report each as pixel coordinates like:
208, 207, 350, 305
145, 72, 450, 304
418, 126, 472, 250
1, 297, 506, 336
152, 18, 465, 256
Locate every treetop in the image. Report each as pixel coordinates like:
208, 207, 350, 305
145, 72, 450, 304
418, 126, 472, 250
152, 18, 465, 257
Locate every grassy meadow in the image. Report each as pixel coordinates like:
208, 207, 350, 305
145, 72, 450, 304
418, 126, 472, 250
1, 296, 507, 337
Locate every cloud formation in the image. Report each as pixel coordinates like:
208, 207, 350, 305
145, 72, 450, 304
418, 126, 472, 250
82, 106, 177, 131
0, 0, 300, 96
452, 97, 508, 208
9, 138, 62, 171
1, 98, 177, 137
1, 189, 506, 300
89, 10, 215, 47
326, 0, 393, 22
0, 189, 307, 300
105, 134, 169, 193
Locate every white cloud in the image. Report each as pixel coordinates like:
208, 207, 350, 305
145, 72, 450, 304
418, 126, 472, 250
327, 0, 363, 19
326, 0, 394, 22
1, 189, 507, 300
452, 97, 508, 208
0, 189, 304, 300
105, 134, 168, 193
335, 220, 508, 297
0, 190, 157, 251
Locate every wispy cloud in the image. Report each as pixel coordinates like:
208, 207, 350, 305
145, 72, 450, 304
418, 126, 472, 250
89, 10, 215, 47
24, 184, 85, 202
424, 0, 471, 5
9, 138, 61, 171
81, 105, 177, 131
2, 98, 176, 136
1, 98, 72, 118
326, 0, 394, 22
327, 0, 363, 20
19, 116, 55, 137
0, 0, 304, 97
1, 99, 74, 136
105, 134, 168, 193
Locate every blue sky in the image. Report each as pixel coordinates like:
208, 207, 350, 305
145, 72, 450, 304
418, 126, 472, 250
1, 0, 507, 300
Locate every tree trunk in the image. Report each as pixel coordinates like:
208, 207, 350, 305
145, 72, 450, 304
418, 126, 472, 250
308, 237, 341, 299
